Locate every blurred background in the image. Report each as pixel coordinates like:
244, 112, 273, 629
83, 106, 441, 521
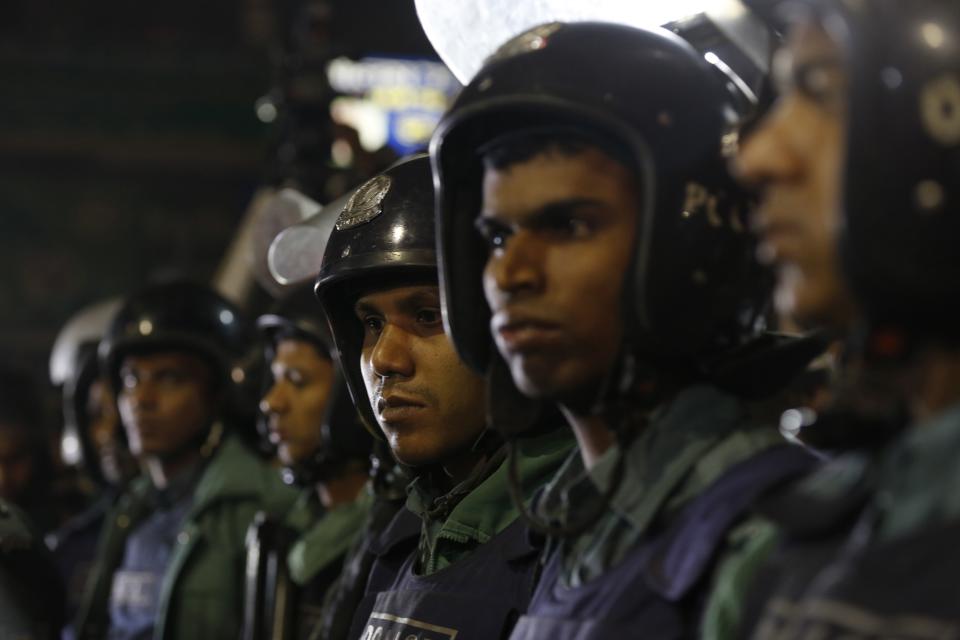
0, 0, 458, 523
0, 0, 455, 377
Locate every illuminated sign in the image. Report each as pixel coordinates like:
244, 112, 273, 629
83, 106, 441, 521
327, 56, 460, 155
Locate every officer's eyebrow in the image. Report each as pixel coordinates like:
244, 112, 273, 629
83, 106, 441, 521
354, 286, 440, 319
353, 298, 381, 320
393, 288, 441, 315
481, 197, 611, 226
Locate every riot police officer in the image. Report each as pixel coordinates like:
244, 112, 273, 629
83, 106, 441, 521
243, 285, 373, 640
312, 155, 573, 640
731, 0, 960, 635
431, 21, 818, 638
75, 280, 296, 640
47, 297, 138, 639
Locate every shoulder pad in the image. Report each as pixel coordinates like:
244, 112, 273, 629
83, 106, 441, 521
755, 451, 873, 538
645, 444, 816, 600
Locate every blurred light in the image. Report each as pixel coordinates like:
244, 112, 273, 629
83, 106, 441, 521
921, 22, 946, 49
780, 407, 816, 442
231, 367, 246, 384
138, 319, 153, 336
331, 138, 355, 167
916, 179, 945, 211
61, 433, 81, 465
219, 310, 235, 325
416, 0, 717, 84
255, 97, 279, 123
881, 66, 903, 90
391, 224, 406, 244
327, 58, 458, 154
780, 408, 805, 435
330, 97, 390, 151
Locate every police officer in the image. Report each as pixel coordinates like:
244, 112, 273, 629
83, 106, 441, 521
731, 0, 960, 635
244, 285, 373, 640
431, 21, 818, 638
75, 280, 296, 640
47, 297, 138, 639
313, 154, 574, 640
49, 297, 135, 490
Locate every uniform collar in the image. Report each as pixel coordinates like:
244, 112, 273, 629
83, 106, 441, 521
407, 427, 574, 548
539, 385, 752, 533
288, 489, 374, 584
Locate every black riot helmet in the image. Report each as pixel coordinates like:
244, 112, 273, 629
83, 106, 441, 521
314, 154, 437, 437
99, 280, 255, 410
257, 285, 372, 484
810, 0, 960, 349
432, 22, 770, 378
49, 297, 125, 484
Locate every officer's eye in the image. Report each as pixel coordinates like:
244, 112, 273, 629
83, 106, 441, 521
120, 371, 139, 390
415, 308, 442, 326
475, 218, 511, 250
157, 371, 187, 386
362, 316, 384, 335
543, 214, 591, 239
284, 369, 306, 387
795, 62, 845, 106
775, 50, 846, 112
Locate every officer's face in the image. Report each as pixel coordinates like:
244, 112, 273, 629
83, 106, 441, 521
736, 21, 854, 329
355, 284, 486, 467
260, 339, 333, 467
117, 352, 217, 460
478, 147, 638, 405
86, 377, 131, 485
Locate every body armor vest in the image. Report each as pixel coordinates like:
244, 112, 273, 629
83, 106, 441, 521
350, 508, 540, 640
510, 445, 814, 640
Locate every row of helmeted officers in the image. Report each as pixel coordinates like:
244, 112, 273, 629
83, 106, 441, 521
3, 0, 960, 638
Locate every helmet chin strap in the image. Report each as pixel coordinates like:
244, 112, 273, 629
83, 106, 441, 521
199, 421, 224, 459
490, 347, 655, 539
282, 447, 371, 487
153, 419, 224, 465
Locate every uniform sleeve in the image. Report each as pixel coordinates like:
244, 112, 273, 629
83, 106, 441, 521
699, 516, 780, 640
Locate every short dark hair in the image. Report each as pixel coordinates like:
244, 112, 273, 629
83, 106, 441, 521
271, 326, 332, 361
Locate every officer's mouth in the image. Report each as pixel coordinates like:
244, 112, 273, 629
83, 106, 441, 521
376, 393, 427, 423
492, 312, 563, 353
131, 419, 164, 436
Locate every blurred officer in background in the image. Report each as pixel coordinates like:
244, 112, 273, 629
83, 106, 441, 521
47, 297, 139, 639
732, 0, 960, 635
75, 280, 296, 640
243, 284, 373, 640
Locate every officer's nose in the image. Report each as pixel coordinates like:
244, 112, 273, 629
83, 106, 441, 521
122, 381, 157, 412
734, 98, 804, 189
370, 323, 415, 380
484, 231, 545, 301
259, 382, 287, 416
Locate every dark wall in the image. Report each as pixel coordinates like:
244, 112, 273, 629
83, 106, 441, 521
0, 0, 435, 389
